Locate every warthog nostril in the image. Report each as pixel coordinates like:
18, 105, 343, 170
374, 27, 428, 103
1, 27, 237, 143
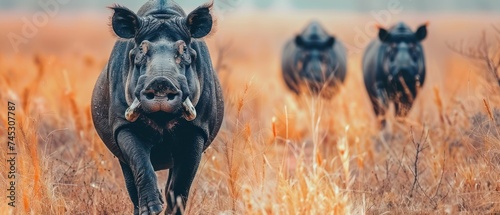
145, 92, 155, 100
142, 90, 179, 101
167, 93, 177, 100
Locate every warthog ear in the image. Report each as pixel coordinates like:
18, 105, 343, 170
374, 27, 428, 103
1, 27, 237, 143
415, 22, 428, 42
110, 5, 141, 39
325, 36, 335, 47
186, 2, 214, 38
378, 27, 391, 43
295, 35, 305, 47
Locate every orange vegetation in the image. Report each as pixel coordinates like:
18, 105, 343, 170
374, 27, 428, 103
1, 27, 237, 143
0, 11, 500, 214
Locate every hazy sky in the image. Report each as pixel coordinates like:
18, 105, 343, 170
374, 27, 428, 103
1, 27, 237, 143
1, 0, 500, 12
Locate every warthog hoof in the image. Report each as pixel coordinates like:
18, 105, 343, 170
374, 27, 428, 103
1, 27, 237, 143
140, 195, 163, 215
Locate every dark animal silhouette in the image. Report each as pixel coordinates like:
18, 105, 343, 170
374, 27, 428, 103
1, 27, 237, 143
362, 22, 427, 126
91, 0, 224, 214
281, 21, 347, 98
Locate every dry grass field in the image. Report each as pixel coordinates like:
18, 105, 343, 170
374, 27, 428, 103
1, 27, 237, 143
1, 10, 500, 214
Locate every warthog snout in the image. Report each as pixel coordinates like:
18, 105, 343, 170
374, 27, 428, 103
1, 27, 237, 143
139, 76, 182, 113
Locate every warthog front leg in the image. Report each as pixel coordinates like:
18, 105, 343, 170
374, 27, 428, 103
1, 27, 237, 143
395, 77, 418, 118
117, 129, 164, 215
372, 82, 389, 128
164, 134, 204, 215
120, 161, 139, 215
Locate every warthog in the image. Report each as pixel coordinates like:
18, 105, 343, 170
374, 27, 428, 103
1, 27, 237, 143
281, 21, 347, 98
91, 0, 224, 214
362, 22, 427, 126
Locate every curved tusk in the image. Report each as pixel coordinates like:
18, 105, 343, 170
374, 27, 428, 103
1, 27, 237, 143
182, 98, 197, 121
125, 98, 142, 122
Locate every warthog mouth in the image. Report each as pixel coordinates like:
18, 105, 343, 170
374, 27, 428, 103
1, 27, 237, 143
124, 97, 196, 122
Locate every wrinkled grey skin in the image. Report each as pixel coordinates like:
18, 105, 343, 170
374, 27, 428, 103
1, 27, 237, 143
362, 22, 427, 127
281, 21, 347, 99
91, 1, 224, 214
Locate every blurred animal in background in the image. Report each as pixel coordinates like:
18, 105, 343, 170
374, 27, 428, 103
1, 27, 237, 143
281, 21, 347, 99
362, 22, 428, 127
91, 0, 224, 214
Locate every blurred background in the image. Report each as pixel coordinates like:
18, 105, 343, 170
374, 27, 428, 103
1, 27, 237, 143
0, 0, 498, 108
1, 0, 500, 12
0, 0, 498, 114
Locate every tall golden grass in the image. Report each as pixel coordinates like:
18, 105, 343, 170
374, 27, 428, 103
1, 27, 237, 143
1, 12, 500, 214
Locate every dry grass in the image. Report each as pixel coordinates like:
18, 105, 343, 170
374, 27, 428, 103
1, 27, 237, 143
1, 12, 500, 214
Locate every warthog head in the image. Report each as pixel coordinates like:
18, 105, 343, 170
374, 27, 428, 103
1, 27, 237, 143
294, 21, 336, 84
110, 3, 214, 123
378, 22, 427, 83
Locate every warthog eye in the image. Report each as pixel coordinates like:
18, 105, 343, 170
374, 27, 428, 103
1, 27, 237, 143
134, 40, 150, 65
409, 44, 419, 60
175, 44, 192, 65
301, 52, 309, 60
134, 49, 147, 65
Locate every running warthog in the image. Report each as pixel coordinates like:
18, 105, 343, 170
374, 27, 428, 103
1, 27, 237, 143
363, 22, 427, 126
282, 21, 347, 98
91, 1, 224, 214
